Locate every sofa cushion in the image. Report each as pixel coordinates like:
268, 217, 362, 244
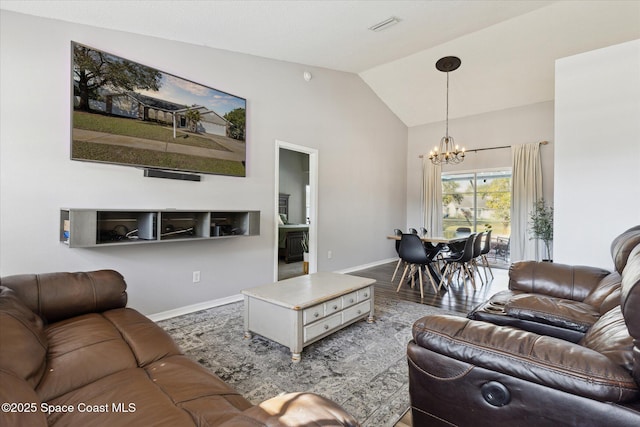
103, 308, 182, 367
0, 286, 47, 388
45, 368, 197, 426
147, 355, 254, 425
43, 356, 255, 426
36, 311, 138, 402
504, 293, 600, 332
580, 306, 634, 372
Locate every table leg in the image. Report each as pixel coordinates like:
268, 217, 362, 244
291, 352, 301, 363
367, 288, 375, 323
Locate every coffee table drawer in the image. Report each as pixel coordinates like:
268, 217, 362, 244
342, 291, 358, 308
358, 287, 372, 301
303, 305, 324, 324
324, 297, 343, 316
343, 300, 371, 323
304, 312, 342, 342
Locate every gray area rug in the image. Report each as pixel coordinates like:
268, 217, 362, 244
158, 298, 462, 426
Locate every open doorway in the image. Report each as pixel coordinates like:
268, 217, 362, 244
274, 140, 318, 281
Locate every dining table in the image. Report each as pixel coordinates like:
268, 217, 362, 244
387, 234, 468, 287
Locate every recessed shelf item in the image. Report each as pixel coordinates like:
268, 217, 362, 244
96, 211, 157, 243
60, 209, 260, 248
160, 211, 209, 240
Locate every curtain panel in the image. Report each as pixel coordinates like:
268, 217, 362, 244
510, 142, 542, 261
422, 158, 443, 237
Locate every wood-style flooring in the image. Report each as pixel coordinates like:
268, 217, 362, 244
349, 260, 510, 315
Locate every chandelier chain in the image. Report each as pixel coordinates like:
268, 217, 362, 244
445, 71, 449, 139
429, 56, 465, 166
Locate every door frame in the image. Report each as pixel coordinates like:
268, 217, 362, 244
274, 140, 318, 281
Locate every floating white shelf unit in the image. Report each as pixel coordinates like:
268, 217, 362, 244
60, 209, 260, 248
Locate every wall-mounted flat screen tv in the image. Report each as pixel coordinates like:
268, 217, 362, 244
71, 42, 246, 177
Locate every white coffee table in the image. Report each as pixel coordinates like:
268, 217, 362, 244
242, 272, 376, 362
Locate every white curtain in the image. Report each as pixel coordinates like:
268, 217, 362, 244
510, 142, 542, 261
422, 158, 442, 237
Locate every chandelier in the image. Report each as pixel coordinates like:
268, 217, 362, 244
429, 56, 465, 165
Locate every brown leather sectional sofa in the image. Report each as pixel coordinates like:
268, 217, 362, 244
407, 226, 640, 426
0, 270, 358, 426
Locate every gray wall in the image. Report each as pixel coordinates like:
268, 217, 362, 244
0, 11, 407, 315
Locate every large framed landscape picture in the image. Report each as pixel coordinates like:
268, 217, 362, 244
71, 42, 246, 177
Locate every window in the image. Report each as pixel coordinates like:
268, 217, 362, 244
441, 170, 511, 238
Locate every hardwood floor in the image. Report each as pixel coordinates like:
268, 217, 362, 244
349, 260, 510, 314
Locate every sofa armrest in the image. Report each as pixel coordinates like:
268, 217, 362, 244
0, 371, 47, 427
0, 270, 127, 323
229, 392, 359, 426
509, 261, 611, 301
412, 315, 638, 402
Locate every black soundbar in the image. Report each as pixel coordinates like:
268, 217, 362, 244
143, 169, 201, 181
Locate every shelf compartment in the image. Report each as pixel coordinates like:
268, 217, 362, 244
96, 211, 157, 244
212, 211, 260, 237
159, 211, 210, 240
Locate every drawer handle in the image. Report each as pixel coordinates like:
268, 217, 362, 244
314, 312, 320, 318
324, 325, 329, 330
363, 293, 369, 298
349, 298, 355, 303
332, 305, 338, 310
357, 310, 362, 314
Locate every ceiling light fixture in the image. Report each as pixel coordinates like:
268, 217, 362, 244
429, 56, 465, 166
368, 16, 400, 32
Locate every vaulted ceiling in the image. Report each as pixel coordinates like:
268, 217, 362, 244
2, 0, 639, 126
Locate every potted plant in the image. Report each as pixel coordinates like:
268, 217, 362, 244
301, 232, 309, 274
529, 199, 554, 261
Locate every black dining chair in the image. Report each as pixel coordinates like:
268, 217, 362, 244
409, 228, 419, 235
470, 231, 485, 286
439, 233, 477, 290
391, 229, 404, 283
479, 229, 494, 280
396, 234, 438, 298
419, 227, 428, 237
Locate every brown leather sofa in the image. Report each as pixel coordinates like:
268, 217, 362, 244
407, 227, 640, 426
0, 270, 358, 426
468, 225, 640, 342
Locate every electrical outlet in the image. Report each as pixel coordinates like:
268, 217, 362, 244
327, 250, 332, 259
192, 271, 201, 283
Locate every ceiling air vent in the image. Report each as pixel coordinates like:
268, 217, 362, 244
368, 16, 401, 32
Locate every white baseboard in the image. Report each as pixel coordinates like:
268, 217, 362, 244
148, 294, 243, 322
334, 257, 396, 274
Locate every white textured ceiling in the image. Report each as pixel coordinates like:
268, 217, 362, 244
2, 0, 639, 126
